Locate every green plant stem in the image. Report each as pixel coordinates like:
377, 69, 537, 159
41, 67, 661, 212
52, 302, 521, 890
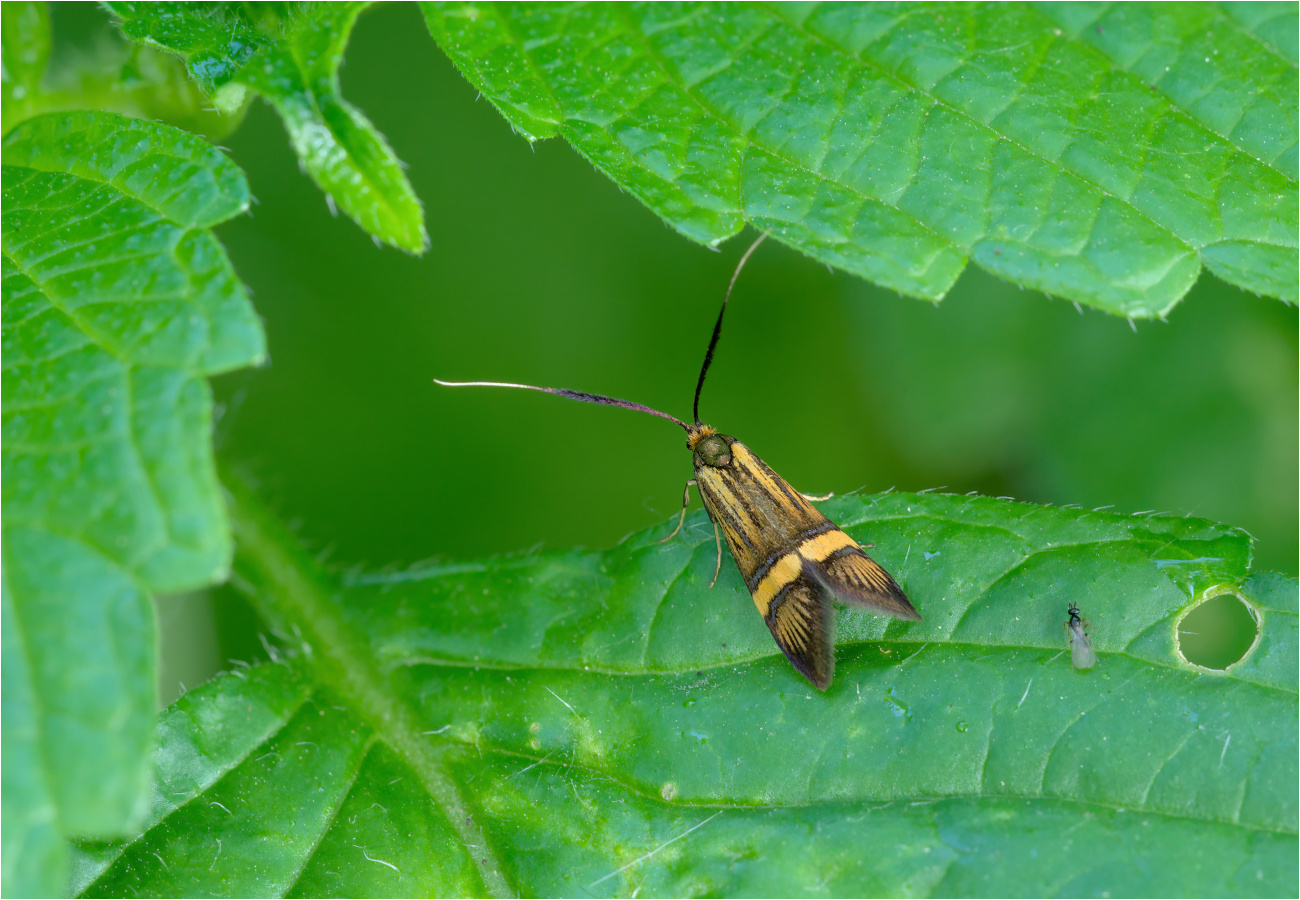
221, 470, 513, 898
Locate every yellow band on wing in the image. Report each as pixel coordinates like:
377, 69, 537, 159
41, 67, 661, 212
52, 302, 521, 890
795, 528, 857, 563
751, 529, 859, 615
751, 552, 803, 615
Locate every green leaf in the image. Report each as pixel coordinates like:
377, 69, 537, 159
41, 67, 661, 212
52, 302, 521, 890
71, 479, 1298, 896
1, 2, 51, 133
105, 1, 428, 253
1, 2, 233, 142
1038, 2, 1298, 179
1221, 1, 1300, 66
1, 111, 264, 895
2, 583, 67, 899
423, 1, 1298, 314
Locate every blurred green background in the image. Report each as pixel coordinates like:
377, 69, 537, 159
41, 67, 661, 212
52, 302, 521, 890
50, 6, 1295, 695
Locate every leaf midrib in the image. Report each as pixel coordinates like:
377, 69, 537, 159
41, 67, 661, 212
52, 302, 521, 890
348, 511, 1278, 692
430, 739, 1297, 837
224, 477, 514, 898
382, 635, 1296, 698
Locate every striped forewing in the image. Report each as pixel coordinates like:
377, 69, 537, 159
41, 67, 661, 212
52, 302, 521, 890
694, 440, 920, 689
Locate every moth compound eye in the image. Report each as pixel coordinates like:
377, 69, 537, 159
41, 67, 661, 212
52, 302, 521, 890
695, 435, 732, 467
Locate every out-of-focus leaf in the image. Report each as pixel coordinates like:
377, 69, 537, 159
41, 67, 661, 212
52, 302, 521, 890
105, 1, 428, 252
423, 1, 1298, 313
71, 480, 1298, 897
1, 2, 231, 141
2, 583, 66, 898
1, 111, 264, 896
1221, 1, 1300, 66
1, 2, 51, 133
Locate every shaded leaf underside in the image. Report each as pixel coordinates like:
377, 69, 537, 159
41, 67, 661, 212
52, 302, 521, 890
72, 487, 1298, 897
424, 1, 1298, 313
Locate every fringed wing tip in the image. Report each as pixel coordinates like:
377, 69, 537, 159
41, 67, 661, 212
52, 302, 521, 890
765, 577, 835, 691
787, 637, 834, 691
777, 648, 834, 691
819, 551, 922, 622
889, 592, 923, 622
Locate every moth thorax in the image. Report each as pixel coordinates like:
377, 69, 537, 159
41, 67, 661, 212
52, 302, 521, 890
692, 432, 732, 468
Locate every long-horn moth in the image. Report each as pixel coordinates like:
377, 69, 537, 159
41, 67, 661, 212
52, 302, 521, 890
438, 236, 920, 689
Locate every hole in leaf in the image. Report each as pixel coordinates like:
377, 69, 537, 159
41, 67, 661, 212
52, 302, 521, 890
1177, 591, 1258, 669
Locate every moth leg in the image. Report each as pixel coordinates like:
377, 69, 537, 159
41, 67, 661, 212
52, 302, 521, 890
800, 490, 834, 501
659, 479, 697, 544
708, 522, 722, 588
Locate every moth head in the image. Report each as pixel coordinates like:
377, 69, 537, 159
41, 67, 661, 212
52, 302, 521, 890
689, 425, 732, 468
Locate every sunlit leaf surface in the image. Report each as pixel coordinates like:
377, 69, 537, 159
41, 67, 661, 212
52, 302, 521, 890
71, 483, 1298, 897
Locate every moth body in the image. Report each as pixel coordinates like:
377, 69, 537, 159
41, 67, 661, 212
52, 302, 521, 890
437, 234, 921, 691
689, 424, 918, 689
